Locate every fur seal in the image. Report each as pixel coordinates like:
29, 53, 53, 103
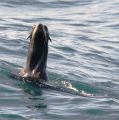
19, 24, 51, 81
9, 24, 91, 97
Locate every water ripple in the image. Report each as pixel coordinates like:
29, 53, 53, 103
0, 0, 119, 120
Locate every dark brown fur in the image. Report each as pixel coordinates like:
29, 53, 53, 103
19, 24, 51, 81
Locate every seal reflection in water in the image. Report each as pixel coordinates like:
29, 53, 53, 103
20, 24, 51, 81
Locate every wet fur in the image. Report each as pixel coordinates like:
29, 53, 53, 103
20, 24, 51, 81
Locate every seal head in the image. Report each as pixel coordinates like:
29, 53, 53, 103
20, 24, 51, 81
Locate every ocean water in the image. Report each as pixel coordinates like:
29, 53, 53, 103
0, 0, 119, 120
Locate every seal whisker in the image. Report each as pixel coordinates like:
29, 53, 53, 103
26, 33, 32, 40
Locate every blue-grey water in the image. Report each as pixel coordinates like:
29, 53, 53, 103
0, 0, 119, 120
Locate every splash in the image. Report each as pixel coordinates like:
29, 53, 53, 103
61, 81, 93, 97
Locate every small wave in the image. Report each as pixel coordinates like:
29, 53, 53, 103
0, 114, 27, 120
58, 81, 93, 97
0, 84, 21, 92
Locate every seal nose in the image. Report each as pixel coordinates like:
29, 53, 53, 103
38, 24, 43, 29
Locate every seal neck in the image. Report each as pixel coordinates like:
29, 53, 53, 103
26, 24, 49, 75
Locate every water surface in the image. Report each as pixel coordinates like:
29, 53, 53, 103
0, 0, 119, 120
